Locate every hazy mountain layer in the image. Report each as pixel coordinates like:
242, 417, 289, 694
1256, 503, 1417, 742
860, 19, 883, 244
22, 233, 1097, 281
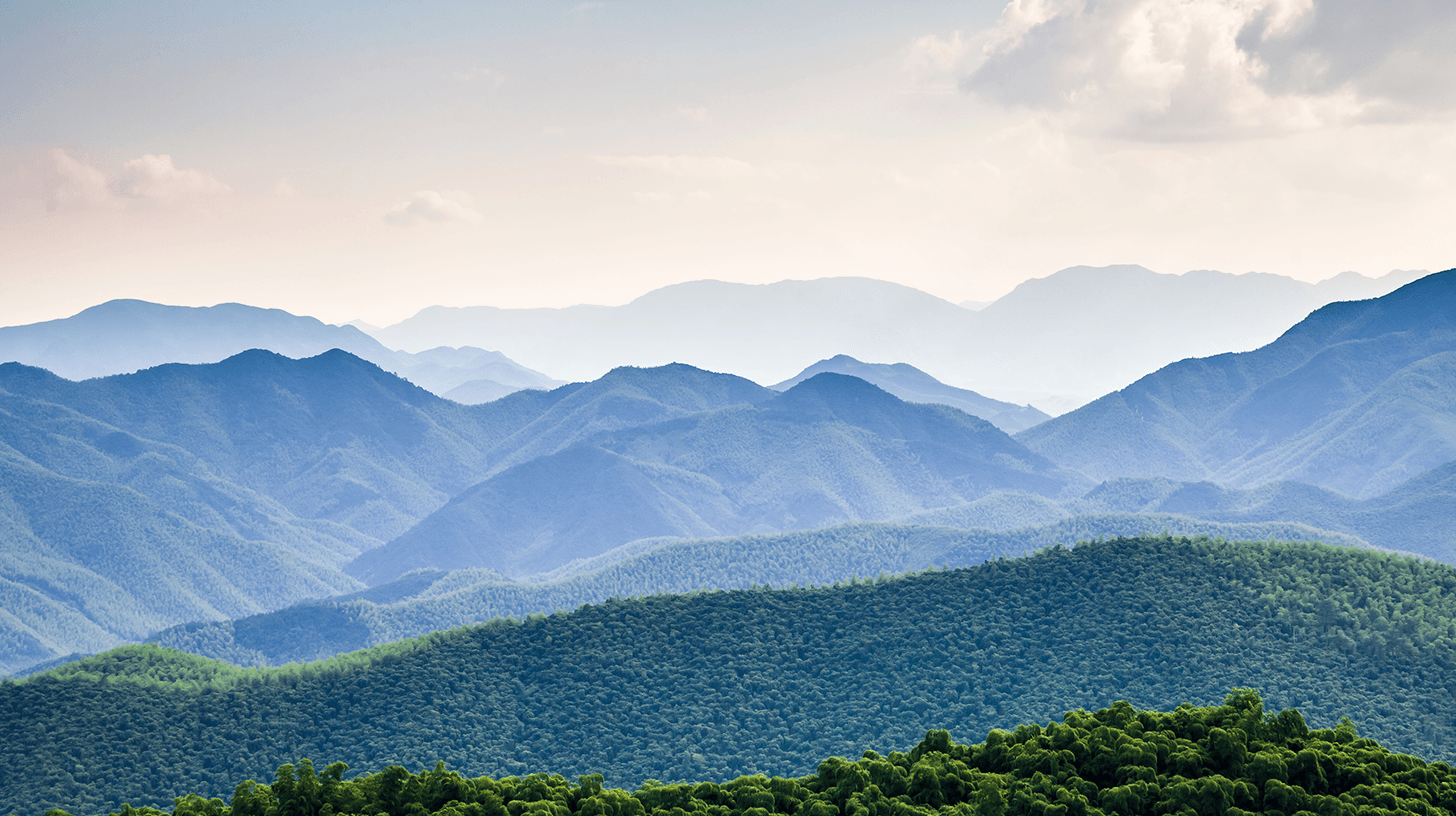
349, 373, 1087, 582
771, 354, 1050, 433
366, 267, 1424, 411
0, 385, 372, 674
154, 517, 1362, 668
8, 536, 1456, 815
901, 459, 1456, 564
1018, 269, 1456, 497
0, 299, 561, 401
0, 350, 540, 541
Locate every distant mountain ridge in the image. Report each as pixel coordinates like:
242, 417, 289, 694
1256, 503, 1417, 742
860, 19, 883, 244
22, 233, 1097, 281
0, 299, 561, 402
347, 371, 1087, 583
367, 266, 1426, 411
771, 354, 1050, 433
1018, 269, 1456, 498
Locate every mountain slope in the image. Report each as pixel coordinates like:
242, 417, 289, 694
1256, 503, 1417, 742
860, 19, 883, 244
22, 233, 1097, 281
771, 355, 1049, 433
0, 350, 535, 541
8, 536, 1456, 814
349, 373, 1087, 581
1018, 269, 1456, 496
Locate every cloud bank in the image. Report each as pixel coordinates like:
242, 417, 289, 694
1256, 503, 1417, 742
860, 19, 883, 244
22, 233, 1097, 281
24, 150, 232, 210
960, 0, 1456, 139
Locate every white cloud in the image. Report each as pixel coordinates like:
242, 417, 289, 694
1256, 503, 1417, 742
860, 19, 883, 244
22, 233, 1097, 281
113, 154, 233, 200
957, 0, 1456, 140
633, 191, 674, 204
383, 190, 486, 226
678, 106, 709, 122
20, 149, 232, 210
903, 31, 976, 93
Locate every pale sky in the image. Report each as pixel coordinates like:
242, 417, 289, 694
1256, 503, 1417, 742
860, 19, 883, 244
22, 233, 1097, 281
2, 0, 1453, 328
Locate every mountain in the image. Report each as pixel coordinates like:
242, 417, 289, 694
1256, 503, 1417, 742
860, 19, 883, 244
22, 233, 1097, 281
366, 268, 1425, 412
27, 690, 1454, 816
0, 354, 805, 673
155, 517, 1363, 668
0, 350, 528, 542
1075, 462, 1456, 563
7, 536, 1456, 814
348, 373, 1087, 582
771, 354, 1050, 433
0, 299, 561, 402
1018, 269, 1456, 497
0, 376, 375, 674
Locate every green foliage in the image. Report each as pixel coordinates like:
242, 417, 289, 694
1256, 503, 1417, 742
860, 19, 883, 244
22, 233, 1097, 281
7, 537, 1456, 815
41, 692, 1456, 816
157, 518, 1360, 668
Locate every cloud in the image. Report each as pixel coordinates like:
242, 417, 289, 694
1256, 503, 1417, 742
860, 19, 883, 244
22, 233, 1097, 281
633, 191, 674, 204
384, 190, 486, 226
678, 106, 709, 122
903, 31, 976, 92
958, 0, 1456, 140
21, 149, 231, 210
112, 154, 233, 200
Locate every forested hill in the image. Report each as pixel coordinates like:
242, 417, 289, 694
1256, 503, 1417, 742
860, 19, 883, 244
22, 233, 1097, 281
7, 536, 1456, 815
40, 692, 1456, 816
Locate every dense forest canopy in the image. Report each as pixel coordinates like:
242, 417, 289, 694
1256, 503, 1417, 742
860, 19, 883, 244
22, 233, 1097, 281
5, 536, 1456, 815
37, 691, 1456, 816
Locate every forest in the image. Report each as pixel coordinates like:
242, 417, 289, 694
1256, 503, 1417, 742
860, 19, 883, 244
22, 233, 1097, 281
36, 691, 1456, 816
5, 536, 1456, 815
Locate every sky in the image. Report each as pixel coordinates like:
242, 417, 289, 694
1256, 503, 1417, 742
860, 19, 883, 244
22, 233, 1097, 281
1, 0, 1453, 329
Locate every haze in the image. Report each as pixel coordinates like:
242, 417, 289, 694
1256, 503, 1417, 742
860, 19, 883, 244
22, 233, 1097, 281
2, 0, 1454, 328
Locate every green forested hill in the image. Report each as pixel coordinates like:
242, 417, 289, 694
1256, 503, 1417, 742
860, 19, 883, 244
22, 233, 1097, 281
154, 518, 1362, 667
7, 536, 1456, 816
39, 691, 1456, 816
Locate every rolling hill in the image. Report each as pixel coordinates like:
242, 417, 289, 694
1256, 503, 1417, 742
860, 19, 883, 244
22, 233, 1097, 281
348, 373, 1088, 582
154, 518, 1364, 668
7, 536, 1456, 815
1018, 269, 1456, 497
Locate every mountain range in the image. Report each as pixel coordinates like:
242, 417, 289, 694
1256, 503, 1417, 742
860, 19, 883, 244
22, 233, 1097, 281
1, 268, 1454, 680
0, 299, 561, 403
1019, 270, 1456, 498
366, 266, 1426, 411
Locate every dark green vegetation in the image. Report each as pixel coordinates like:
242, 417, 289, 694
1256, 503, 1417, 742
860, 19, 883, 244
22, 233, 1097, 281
1019, 270, 1456, 498
40, 691, 1456, 816
770, 355, 1050, 433
7, 536, 1456, 815
154, 519, 1362, 667
352, 372, 1086, 582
